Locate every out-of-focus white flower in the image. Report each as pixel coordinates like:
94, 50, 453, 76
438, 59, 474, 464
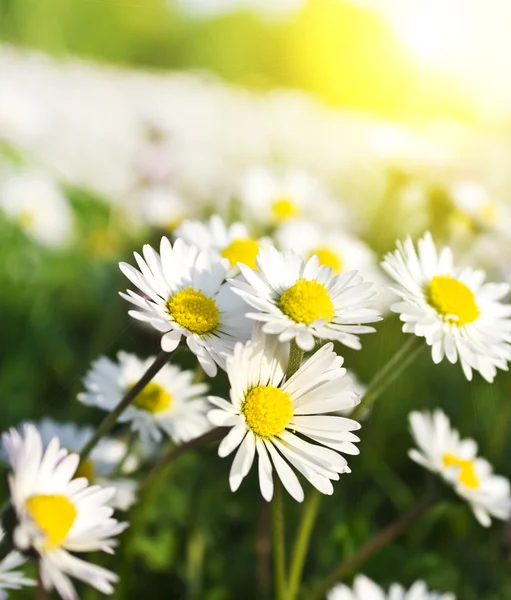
0, 529, 35, 600
79, 351, 211, 445
382, 231, 511, 382
3, 420, 138, 511
450, 180, 511, 235
409, 409, 511, 527
0, 170, 73, 247
208, 327, 361, 501
2, 425, 128, 600
119, 237, 252, 376
238, 167, 338, 227
230, 246, 381, 352
176, 214, 270, 271
328, 574, 456, 600
135, 186, 189, 231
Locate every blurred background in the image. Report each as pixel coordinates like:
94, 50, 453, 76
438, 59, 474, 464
1, 1, 511, 598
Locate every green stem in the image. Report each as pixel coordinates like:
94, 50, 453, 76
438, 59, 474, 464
272, 480, 286, 600
309, 494, 438, 600
351, 336, 424, 420
287, 489, 321, 600
142, 428, 225, 490
287, 340, 304, 379
80, 350, 171, 460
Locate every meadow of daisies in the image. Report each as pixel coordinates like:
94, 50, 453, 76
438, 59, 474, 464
2, 47, 511, 600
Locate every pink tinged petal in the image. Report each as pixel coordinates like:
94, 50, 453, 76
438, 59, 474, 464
218, 422, 247, 458
229, 433, 256, 492
264, 441, 304, 502
256, 439, 274, 502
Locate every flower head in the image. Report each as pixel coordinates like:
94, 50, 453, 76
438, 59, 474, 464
2, 420, 138, 511
119, 237, 252, 376
382, 232, 511, 382
2, 425, 128, 600
208, 327, 361, 501
230, 246, 381, 351
409, 409, 511, 527
328, 574, 456, 600
79, 351, 212, 445
176, 214, 268, 271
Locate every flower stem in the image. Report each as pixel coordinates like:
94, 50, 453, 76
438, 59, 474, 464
272, 480, 287, 600
80, 350, 171, 460
351, 336, 424, 420
287, 340, 304, 379
287, 489, 321, 600
309, 493, 438, 600
142, 428, 225, 489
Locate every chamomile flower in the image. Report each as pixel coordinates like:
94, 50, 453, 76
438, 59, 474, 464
0, 170, 73, 248
79, 351, 211, 445
409, 410, 511, 527
3, 420, 138, 511
208, 327, 361, 501
328, 574, 455, 600
0, 530, 35, 599
239, 167, 329, 226
2, 425, 127, 600
176, 214, 268, 271
276, 220, 388, 308
119, 237, 252, 376
229, 246, 381, 351
381, 232, 511, 382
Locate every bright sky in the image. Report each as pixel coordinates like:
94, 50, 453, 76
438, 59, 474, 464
349, 0, 511, 118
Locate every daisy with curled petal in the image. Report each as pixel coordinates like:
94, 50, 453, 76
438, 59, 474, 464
381, 231, 511, 382
3, 419, 139, 512
328, 574, 456, 600
119, 237, 252, 376
79, 351, 212, 445
2, 425, 128, 600
176, 214, 270, 271
207, 326, 362, 502
229, 246, 381, 352
409, 409, 511, 527
0, 529, 35, 600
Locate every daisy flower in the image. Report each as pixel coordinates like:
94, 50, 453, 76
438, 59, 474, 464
176, 214, 269, 271
0, 170, 73, 248
208, 326, 361, 501
275, 220, 388, 308
119, 237, 252, 376
409, 409, 511, 527
381, 231, 511, 382
239, 167, 333, 226
2, 425, 127, 600
2, 420, 138, 511
229, 246, 381, 352
79, 351, 212, 445
0, 530, 35, 599
328, 574, 455, 600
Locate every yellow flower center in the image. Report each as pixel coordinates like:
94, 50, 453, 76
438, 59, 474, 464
221, 238, 260, 269
132, 381, 172, 413
25, 494, 77, 548
279, 278, 335, 325
443, 453, 480, 489
75, 458, 95, 483
310, 247, 343, 274
427, 276, 480, 325
167, 287, 219, 335
272, 197, 299, 222
18, 211, 35, 228
242, 385, 293, 438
